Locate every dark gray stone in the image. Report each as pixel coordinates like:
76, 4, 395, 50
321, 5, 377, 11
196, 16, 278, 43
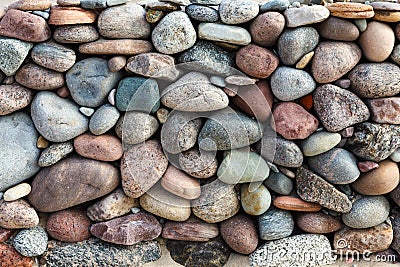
258, 208, 294, 240
81, 0, 107, 9
264, 172, 293, 195
186, 4, 219, 22
260, 0, 290, 12
258, 136, 303, 168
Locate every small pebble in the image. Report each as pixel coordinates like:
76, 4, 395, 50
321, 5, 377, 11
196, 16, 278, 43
38, 142, 74, 167
36, 136, 49, 149
13, 226, 48, 257
3, 183, 31, 202
79, 107, 94, 117
108, 89, 116, 105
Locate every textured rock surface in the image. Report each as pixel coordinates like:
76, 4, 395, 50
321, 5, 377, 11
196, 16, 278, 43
258, 208, 294, 241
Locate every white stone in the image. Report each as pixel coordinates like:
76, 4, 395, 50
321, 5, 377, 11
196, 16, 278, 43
198, 23, 251, 45
3, 183, 31, 202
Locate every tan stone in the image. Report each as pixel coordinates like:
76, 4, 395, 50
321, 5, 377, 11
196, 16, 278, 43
108, 56, 126, 72
79, 39, 153, 55
327, 2, 374, 19
74, 133, 123, 162
161, 165, 201, 200
296, 51, 314, 69
3, 183, 31, 202
272, 196, 322, 212
373, 11, 400, 23
49, 6, 98, 25
8, 0, 52, 10
162, 220, 219, 242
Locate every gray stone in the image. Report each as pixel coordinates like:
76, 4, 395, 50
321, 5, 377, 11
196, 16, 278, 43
0, 112, 40, 191
190, 0, 221, 4
354, 18, 367, 32
81, 0, 107, 9
178, 41, 235, 76
278, 27, 319, 66
32, 10, 50, 20
271, 66, 316, 101
260, 0, 290, 12
218, 148, 270, 184
283, 5, 330, 27
198, 23, 251, 45
31, 41, 76, 72
219, 0, 259, 25
250, 234, 334, 267
31, 91, 89, 142
198, 109, 262, 150
258, 208, 294, 241
89, 104, 120, 135
53, 25, 100, 44
38, 142, 74, 167
264, 172, 293, 195
342, 195, 390, 229
152, 11, 196, 54
115, 112, 159, 145
161, 111, 202, 154
301, 131, 341, 157
13, 226, 48, 257
107, 0, 128, 6
0, 37, 32, 76
273, 137, 303, 167
186, 4, 219, 22
40, 238, 161, 266
308, 148, 360, 185
66, 57, 123, 108
347, 122, 400, 162
391, 44, 400, 65
296, 167, 352, 213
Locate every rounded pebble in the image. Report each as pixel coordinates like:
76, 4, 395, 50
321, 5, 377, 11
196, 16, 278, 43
13, 227, 47, 257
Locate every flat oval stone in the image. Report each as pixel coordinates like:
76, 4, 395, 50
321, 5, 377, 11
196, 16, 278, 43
116, 77, 160, 113
28, 156, 120, 212
198, 23, 251, 45
179, 147, 218, 178
367, 97, 400, 124
53, 25, 99, 43
250, 12, 285, 48
89, 104, 120, 135
278, 27, 319, 66
220, 214, 258, 254
317, 17, 359, 41
126, 53, 178, 80
273, 195, 322, 212
192, 180, 240, 223
13, 227, 47, 257
98, 4, 150, 39
326, 2, 374, 19
0, 244, 35, 267
348, 63, 400, 98
0, 9, 51, 42
66, 57, 122, 107
301, 131, 341, 157
296, 167, 352, 213
258, 208, 293, 241
31, 42, 76, 72
0, 112, 40, 191
283, 5, 330, 27
31, 91, 89, 142
352, 160, 399, 195
186, 4, 219, 22
260, 0, 290, 12
0, 37, 32, 76
272, 102, 319, 140
140, 184, 191, 221
0, 84, 33, 115
0, 199, 39, 229
161, 111, 202, 154
8, 0, 52, 10
236, 44, 279, 78
264, 172, 293, 195
48, 6, 97, 25
308, 148, 359, 184
218, 148, 270, 184
241, 183, 271, 216
152, 11, 196, 54
46, 208, 92, 242
219, 0, 259, 24
38, 141, 73, 167
3, 183, 31, 202
87, 188, 139, 222
342, 195, 390, 229
296, 212, 342, 234
271, 66, 316, 101
16, 63, 65, 91
334, 222, 393, 255
161, 165, 201, 199
313, 84, 370, 132
91, 212, 161, 245
359, 21, 395, 62
74, 133, 123, 161
121, 140, 168, 198
161, 72, 228, 112
162, 220, 219, 242
312, 41, 361, 83
115, 112, 159, 144
79, 39, 153, 55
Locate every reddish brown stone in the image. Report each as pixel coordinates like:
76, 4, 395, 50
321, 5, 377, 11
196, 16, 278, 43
74, 133, 123, 162
15, 63, 65, 90
232, 80, 273, 121
46, 208, 91, 242
249, 12, 285, 48
162, 220, 219, 242
49, 6, 97, 25
357, 161, 379, 172
236, 44, 279, 79
272, 102, 318, 140
0, 244, 34, 267
0, 9, 51, 42
273, 196, 322, 212
296, 212, 342, 234
220, 214, 258, 255
0, 227, 15, 242
90, 212, 162, 245
367, 97, 400, 124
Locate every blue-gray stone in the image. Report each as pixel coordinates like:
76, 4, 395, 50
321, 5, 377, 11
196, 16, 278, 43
186, 4, 219, 22
0, 112, 40, 191
258, 208, 294, 241
13, 226, 48, 257
260, 0, 290, 12
89, 104, 120, 135
66, 57, 123, 108
81, 0, 107, 9
264, 172, 293, 195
